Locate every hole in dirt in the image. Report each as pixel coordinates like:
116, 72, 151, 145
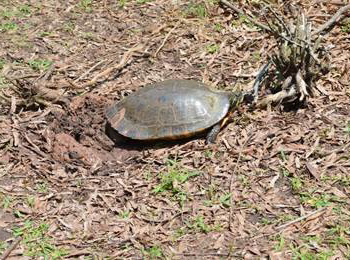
74, 132, 81, 142
15, 103, 46, 113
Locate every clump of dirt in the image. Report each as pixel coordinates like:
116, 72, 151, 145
49, 94, 140, 165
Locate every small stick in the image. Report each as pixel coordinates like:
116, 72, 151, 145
275, 207, 327, 231
267, 6, 291, 37
154, 22, 180, 57
81, 44, 144, 88
312, 3, 350, 35
219, 0, 271, 32
0, 237, 22, 260
74, 59, 106, 83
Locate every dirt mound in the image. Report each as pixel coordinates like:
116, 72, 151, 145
49, 94, 140, 165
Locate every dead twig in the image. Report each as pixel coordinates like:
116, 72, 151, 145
219, 0, 271, 32
81, 44, 145, 88
0, 237, 22, 260
312, 3, 350, 35
74, 59, 106, 83
275, 207, 327, 231
154, 22, 180, 57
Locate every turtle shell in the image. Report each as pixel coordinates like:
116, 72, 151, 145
106, 79, 230, 140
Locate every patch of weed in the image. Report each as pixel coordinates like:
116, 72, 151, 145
184, 2, 207, 18
141, 245, 163, 259
252, 51, 261, 62
39, 31, 52, 37
238, 175, 251, 188
219, 193, 231, 208
341, 18, 350, 33
0, 241, 9, 255
13, 220, 68, 258
0, 8, 16, 19
153, 159, 200, 205
187, 216, 210, 233
18, 4, 32, 16
81, 31, 94, 40
1, 195, 12, 208
63, 21, 75, 33
321, 174, 350, 187
118, 210, 130, 219
273, 234, 285, 251
203, 149, 212, 158
231, 14, 256, 29
279, 150, 287, 162
26, 196, 35, 208
290, 243, 334, 260
28, 59, 52, 71
290, 177, 303, 192
118, 0, 128, 7
79, 0, 93, 12
326, 224, 350, 247
0, 59, 5, 70
344, 122, 350, 135
299, 193, 344, 208
206, 43, 219, 54
35, 182, 48, 193
136, 0, 153, 4
0, 21, 18, 32
214, 23, 222, 32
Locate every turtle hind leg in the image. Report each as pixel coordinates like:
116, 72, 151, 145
206, 124, 221, 144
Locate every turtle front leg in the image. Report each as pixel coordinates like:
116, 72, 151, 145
206, 123, 221, 143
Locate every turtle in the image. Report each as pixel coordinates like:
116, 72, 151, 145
106, 79, 249, 143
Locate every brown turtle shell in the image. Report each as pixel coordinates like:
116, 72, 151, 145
106, 79, 230, 140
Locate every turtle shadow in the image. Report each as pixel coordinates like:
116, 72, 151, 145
105, 123, 204, 151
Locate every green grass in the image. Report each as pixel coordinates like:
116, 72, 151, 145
17, 4, 32, 16
273, 235, 285, 251
0, 59, 5, 70
173, 216, 213, 238
13, 220, 68, 259
136, 0, 153, 4
189, 216, 210, 233
341, 18, 350, 33
141, 245, 163, 259
206, 43, 219, 54
290, 244, 334, 260
184, 2, 207, 18
79, 0, 93, 12
231, 14, 256, 29
204, 187, 231, 208
0, 21, 18, 32
35, 182, 49, 193
299, 193, 346, 209
0, 241, 9, 255
28, 59, 52, 71
117, 0, 128, 7
0, 5, 32, 19
290, 177, 303, 192
118, 210, 130, 219
345, 122, 350, 135
153, 159, 200, 205
1, 194, 12, 208
214, 23, 222, 32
